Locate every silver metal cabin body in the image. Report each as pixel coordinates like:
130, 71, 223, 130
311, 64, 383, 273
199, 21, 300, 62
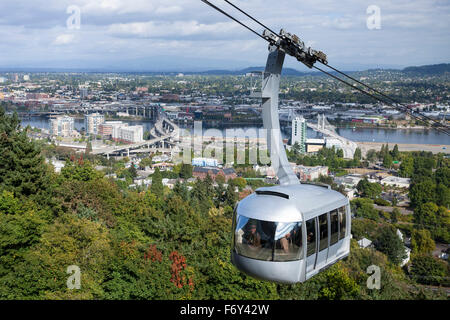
231, 46, 351, 284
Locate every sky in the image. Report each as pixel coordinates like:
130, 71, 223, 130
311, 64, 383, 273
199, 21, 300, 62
0, 0, 449, 72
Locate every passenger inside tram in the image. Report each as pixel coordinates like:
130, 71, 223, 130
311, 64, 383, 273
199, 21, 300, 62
245, 222, 261, 248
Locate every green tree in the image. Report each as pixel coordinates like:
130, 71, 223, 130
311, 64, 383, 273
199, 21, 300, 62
383, 153, 393, 169
150, 167, 164, 197
179, 164, 193, 179
399, 156, 414, 178
410, 255, 448, 286
409, 178, 436, 208
391, 144, 400, 160
356, 178, 382, 199
411, 229, 435, 255
373, 226, 407, 265
391, 207, 401, 223
351, 198, 379, 221
0, 109, 52, 200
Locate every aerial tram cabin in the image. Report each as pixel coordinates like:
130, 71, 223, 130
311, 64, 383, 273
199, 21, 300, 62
231, 184, 351, 284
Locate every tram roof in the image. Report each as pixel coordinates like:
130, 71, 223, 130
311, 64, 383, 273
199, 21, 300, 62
237, 184, 348, 222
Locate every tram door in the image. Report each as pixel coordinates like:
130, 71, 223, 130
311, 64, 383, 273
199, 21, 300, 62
305, 218, 318, 275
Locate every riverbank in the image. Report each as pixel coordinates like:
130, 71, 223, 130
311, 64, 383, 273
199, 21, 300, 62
356, 141, 450, 155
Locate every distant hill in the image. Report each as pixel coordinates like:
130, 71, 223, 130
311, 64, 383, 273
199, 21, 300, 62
402, 63, 450, 75
186, 67, 309, 76
189, 63, 450, 77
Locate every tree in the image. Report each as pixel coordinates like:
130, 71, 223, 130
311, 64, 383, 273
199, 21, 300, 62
351, 198, 379, 221
150, 167, 164, 197
0, 109, 52, 200
383, 153, 393, 169
410, 255, 448, 286
353, 147, 362, 161
128, 163, 138, 180
373, 226, 407, 265
399, 156, 414, 178
366, 149, 378, 163
409, 178, 436, 208
179, 164, 193, 179
224, 184, 238, 208
435, 183, 450, 207
391, 207, 401, 223
231, 177, 247, 191
85, 141, 92, 155
139, 157, 152, 170
318, 264, 359, 300
411, 229, 435, 255
61, 160, 103, 182
356, 178, 382, 199
391, 144, 400, 160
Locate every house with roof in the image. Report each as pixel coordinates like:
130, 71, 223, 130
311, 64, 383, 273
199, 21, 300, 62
193, 166, 237, 182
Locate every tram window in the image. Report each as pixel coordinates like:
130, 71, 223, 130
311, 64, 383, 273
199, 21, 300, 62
330, 210, 339, 245
319, 213, 328, 252
274, 222, 303, 261
339, 207, 347, 240
234, 215, 304, 261
306, 219, 316, 257
234, 215, 275, 261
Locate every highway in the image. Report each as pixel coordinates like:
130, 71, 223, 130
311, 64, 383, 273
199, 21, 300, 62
91, 117, 179, 156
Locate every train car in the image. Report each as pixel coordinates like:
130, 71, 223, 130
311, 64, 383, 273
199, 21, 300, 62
231, 183, 351, 284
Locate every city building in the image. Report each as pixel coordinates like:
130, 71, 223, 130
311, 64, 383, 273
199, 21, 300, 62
49, 115, 75, 137
291, 116, 307, 153
99, 121, 124, 138
84, 113, 105, 135
380, 176, 411, 188
115, 125, 144, 143
294, 165, 329, 181
306, 138, 325, 153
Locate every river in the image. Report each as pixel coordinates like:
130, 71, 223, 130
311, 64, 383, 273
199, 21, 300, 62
21, 117, 449, 145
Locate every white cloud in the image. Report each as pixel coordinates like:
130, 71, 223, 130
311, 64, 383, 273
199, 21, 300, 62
52, 33, 75, 45
0, 0, 448, 69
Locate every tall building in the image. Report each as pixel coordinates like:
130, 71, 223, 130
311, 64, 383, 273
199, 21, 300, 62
50, 116, 75, 137
80, 87, 89, 99
84, 113, 104, 135
291, 116, 307, 153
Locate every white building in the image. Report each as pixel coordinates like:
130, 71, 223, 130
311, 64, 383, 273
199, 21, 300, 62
50, 116, 75, 137
99, 121, 124, 137
291, 116, 307, 153
84, 113, 105, 135
116, 125, 144, 143
380, 176, 411, 188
